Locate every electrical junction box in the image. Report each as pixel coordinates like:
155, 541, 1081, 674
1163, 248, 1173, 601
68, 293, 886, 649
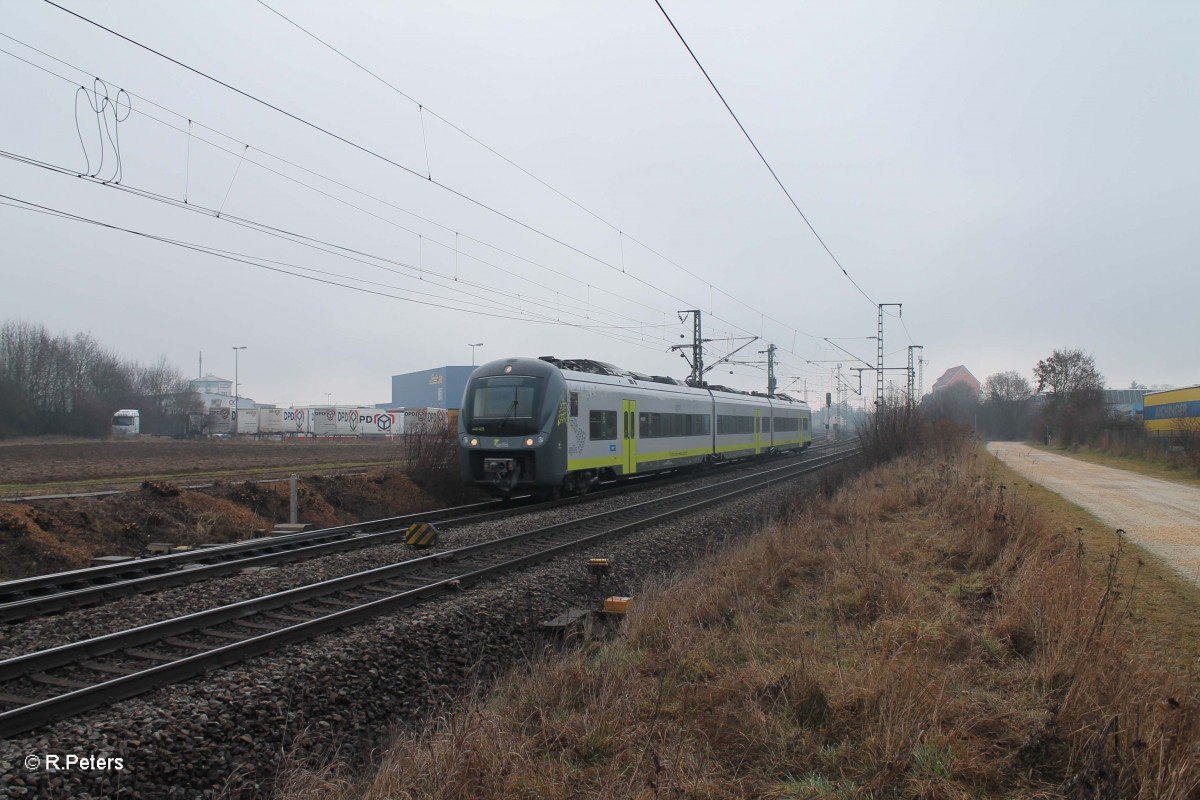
603, 596, 632, 615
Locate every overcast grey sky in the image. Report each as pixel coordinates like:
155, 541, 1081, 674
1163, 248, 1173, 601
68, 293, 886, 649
2, 1, 1196, 408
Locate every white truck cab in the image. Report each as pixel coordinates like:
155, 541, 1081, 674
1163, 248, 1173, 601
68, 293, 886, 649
111, 409, 141, 437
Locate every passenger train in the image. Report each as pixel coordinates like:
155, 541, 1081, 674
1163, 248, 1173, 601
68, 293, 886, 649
458, 356, 812, 496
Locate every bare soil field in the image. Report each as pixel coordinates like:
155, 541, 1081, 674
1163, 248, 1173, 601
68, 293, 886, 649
0, 438, 410, 497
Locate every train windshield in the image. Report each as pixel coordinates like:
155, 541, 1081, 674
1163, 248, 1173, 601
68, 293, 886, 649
112, 415, 136, 427
464, 375, 545, 435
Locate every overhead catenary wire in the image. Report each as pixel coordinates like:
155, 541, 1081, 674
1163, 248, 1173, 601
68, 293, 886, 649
0, 31, 761, 344
1, 141, 690, 350
39, 1, 761, 336
34, 4, 821, 354
252, 0, 822, 348
0, 39, 672, 331
1, 144, 686, 350
0, 192, 677, 352
7, 11, 855, 386
653, 0, 876, 308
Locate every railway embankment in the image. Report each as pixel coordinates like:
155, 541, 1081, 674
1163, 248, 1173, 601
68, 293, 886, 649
0, 465, 835, 797
279, 429, 1200, 799
0, 469, 455, 581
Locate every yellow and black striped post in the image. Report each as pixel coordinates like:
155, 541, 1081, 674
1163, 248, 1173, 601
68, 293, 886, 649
405, 522, 439, 548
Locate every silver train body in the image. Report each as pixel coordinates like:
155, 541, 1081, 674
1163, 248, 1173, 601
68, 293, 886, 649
458, 357, 812, 496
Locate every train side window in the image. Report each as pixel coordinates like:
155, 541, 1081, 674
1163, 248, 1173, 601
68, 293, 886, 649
570, 392, 579, 417
635, 412, 713, 438
589, 410, 617, 440
717, 414, 755, 435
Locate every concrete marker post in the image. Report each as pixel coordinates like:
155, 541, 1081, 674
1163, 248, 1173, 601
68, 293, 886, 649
290, 474, 298, 525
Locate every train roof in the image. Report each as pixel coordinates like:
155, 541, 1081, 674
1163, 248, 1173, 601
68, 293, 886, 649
537, 357, 684, 388
538, 356, 629, 376
534, 356, 806, 404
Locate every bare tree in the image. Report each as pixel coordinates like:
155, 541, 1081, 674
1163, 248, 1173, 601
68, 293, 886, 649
1033, 348, 1104, 397
0, 319, 187, 438
980, 371, 1034, 440
984, 371, 1033, 403
1033, 348, 1107, 445
133, 355, 192, 433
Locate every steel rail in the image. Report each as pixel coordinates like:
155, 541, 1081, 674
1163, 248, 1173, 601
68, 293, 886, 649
0, 442, 843, 622
0, 498, 509, 601
0, 494, 582, 623
0, 444, 858, 739
0, 445, 856, 682
0, 461, 712, 605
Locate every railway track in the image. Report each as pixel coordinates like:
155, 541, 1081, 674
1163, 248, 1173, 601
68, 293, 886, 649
0, 441, 845, 623
0, 497, 517, 624
0, 443, 857, 739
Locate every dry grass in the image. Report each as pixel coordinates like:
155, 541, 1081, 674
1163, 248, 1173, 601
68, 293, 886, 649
275, 434, 1200, 800
991, 456, 1200, 665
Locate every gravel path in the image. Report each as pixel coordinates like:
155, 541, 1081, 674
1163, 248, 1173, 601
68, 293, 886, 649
988, 442, 1200, 586
0, 461, 835, 798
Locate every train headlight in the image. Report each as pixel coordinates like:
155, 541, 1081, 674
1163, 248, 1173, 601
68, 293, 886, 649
524, 437, 535, 446
536, 435, 545, 445
470, 438, 478, 447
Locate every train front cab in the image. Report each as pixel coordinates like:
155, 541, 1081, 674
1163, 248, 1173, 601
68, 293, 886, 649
458, 358, 569, 495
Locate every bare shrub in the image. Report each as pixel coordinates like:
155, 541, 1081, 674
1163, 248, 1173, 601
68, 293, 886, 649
396, 431, 478, 505
858, 398, 926, 465
1177, 416, 1200, 473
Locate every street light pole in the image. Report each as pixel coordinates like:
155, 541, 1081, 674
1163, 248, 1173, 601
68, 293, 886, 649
469, 342, 483, 366
232, 346, 246, 435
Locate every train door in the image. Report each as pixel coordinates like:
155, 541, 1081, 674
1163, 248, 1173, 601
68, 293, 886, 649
754, 409, 762, 454
622, 399, 637, 475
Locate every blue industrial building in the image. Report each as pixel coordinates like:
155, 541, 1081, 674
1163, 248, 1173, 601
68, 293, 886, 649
1102, 389, 1148, 418
387, 366, 475, 410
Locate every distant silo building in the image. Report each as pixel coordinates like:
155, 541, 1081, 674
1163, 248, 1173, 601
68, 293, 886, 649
1143, 385, 1200, 439
189, 374, 256, 411
388, 366, 475, 410
931, 365, 980, 396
